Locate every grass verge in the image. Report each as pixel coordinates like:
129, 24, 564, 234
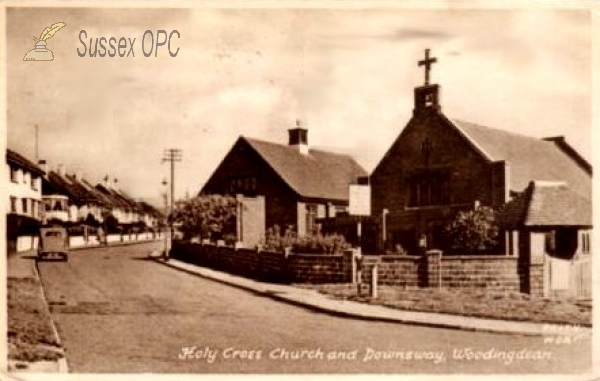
7, 277, 64, 362
297, 284, 592, 326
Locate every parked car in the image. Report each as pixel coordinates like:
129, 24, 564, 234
38, 226, 69, 261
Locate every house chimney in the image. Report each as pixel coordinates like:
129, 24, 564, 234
103, 175, 111, 188
38, 160, 48, 174
57, 164, 66, 177
74, 170, 83, 180
288, 119, 309, 155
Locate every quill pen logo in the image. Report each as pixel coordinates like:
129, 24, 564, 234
24, 22, 66, 61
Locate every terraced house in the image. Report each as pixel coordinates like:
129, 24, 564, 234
6, 149, 45, 253
41, 165, 108, 224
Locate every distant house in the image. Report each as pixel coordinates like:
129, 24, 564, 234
200, 121, 367, 246
370, 51, 592, 255
136, 201, 162, 229
6, 149, 45, 222
6, 149, 45, 254
42, 166, 108, 224
95, 179, 139, 225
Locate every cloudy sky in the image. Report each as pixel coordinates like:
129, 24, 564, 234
6, 6, 592, 205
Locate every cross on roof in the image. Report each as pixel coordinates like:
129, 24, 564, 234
418, 48, 437, 86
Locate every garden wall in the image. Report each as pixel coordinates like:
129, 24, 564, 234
172, 242, 352, 284
171, 243, 536, 294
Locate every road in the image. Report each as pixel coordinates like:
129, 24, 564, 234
37, 242, 591, 373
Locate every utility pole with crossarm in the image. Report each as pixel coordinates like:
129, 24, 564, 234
162, 148, 182, 259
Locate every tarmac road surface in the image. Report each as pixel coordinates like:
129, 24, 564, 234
37, 242, 591, 373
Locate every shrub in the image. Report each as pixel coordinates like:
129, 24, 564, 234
261, 224, 351, 254
171, 194, 238, 241
444, 204, 499, 253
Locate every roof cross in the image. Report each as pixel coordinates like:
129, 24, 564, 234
418, 48, 437, 86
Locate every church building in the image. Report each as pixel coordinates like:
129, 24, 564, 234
370, 49, 592, 254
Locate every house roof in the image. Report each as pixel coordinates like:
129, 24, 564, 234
137, 201, 163, 217
95, 184, 135, 210
6, 149, 45, 176
243, 137, 368, 202
45, 171, 106, 206
498, 181, 591, 228
449, 119, 591, 199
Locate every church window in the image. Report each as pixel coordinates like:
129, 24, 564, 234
408, 173, 450, 207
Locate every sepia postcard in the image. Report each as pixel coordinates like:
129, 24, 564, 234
2, 1, 598, 379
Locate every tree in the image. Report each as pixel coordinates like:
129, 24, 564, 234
444, 205, 499, 253
171, 194, 238, 241
85, 213, 100, 227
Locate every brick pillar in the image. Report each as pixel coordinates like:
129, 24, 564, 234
342, 249, 356, 283
425, 250, 442, 288
528, 262, 544, 297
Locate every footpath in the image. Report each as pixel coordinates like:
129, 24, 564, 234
152, 255, 592, 337
6, 238, 161, 373
6, 251, 68, 373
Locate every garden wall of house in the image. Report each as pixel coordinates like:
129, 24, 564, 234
172, 242, 352, 284
171, 243, 535, 294
7, 232, 164, 255
437, 255, 522, 291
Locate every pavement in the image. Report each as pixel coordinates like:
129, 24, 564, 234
7, 251, 69, 373
151, 256, 592, 337
6, 239, 160, 374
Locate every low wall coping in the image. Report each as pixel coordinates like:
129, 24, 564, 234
441, 255, 518, 261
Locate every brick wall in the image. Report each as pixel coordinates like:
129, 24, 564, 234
357, 253, 521, 291
287, 254, 349, 283
172, 242, 352, 284
171, 243, 538, 294
438, 255, 521, 291
361, 255, 422, 288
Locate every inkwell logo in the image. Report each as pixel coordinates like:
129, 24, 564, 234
23, 22, 66, 61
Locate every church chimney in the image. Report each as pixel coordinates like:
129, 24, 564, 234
288, 119, 309, 155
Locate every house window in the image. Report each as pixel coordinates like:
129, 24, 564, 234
408, 173, 450, 207
10, 168, 19, 183
22, 198, 28, 214
582, 232, 591, 254
10, 197, 17, 213
229, 176, 258, 195
31, 176, 39, 191
317, 204, 326, 219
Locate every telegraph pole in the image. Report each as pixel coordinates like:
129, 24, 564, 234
35, 124, 39, 162
162, 148, 182, 260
